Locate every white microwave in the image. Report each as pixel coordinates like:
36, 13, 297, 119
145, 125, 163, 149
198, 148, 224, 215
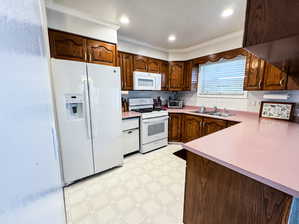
133, 71, 161, 90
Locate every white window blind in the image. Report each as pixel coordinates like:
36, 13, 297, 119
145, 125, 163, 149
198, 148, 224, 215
198, 57, 246, 95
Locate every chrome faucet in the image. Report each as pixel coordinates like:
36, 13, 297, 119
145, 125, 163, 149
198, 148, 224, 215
213, 106, 218, 113
199, 106, 206, 113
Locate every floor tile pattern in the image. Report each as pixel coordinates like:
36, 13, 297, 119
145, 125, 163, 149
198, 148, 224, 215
64, 145, 185, 224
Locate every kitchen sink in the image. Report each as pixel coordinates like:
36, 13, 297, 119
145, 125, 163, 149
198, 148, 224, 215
192, 111, 233, 117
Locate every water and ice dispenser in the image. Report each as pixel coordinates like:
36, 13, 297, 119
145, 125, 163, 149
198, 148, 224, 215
65, 94, 84, 119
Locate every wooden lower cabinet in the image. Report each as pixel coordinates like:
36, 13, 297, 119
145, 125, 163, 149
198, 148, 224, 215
183, 151, 292, 224
181, 115, 203, 142
202, 117, 227, 136
168, 113, 234, 143
168, 113, 182, 142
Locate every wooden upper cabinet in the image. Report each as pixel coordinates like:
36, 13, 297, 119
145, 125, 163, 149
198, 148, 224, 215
184, 61, 193, 91
49, 29, 86, 61
263, 63, 287, 90
168, 113, 182, 142
148, 58, 161, 73
181, 115, 203, 143
160, 61, 169, 90
243, 0, 299, 75
202, 118, 227, 136
87, 39, 116, 66
118, 52, 134, 90
244, 53, 265, 90
134, 56, 148, 72
169, 62, 185, 91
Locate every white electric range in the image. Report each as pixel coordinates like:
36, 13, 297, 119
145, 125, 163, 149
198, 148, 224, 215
129, 98, 169, 153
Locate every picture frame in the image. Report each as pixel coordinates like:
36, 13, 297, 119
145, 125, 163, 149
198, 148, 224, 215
259, 101, 296, 121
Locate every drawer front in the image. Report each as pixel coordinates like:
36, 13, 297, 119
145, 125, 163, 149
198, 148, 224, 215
122, 129, 140, 155
122, 118, 139, 131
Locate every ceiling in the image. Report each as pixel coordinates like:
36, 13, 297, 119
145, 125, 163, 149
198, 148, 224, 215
48, 0, 247, 50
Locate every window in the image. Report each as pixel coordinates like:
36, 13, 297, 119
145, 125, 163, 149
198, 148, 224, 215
198, 56, 246, 96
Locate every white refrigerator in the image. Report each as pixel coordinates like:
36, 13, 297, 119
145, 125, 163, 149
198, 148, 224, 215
51, 59, 123, 185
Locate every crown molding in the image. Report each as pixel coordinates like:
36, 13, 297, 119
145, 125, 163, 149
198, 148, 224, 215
118, 35, 169, 52
168, 30, 244, 53
118, 30, 244, 55
45, 2, 120, 30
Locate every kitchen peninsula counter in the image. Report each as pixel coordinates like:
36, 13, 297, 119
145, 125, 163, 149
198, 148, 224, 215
169, 106, 299, 224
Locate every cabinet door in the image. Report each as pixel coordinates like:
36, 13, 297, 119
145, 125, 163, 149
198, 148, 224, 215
181, 115, 203, 143
118, 52, 134, 90
184, 61, 193, 91
244, 53, 265, 90
148, 58, 160, 73
263, 63, 287, 90
168, 113, 182, 142
134, 56, 148, 72
202, 118, 227, 136
169, 62, 185, 91
160, 61, 169, 90
87, 39, 116, 66
49, 29, 87, 62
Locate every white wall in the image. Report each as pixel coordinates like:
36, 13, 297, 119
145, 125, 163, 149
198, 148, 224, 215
0, 0, 65, 223
168, 31, 244, 61
46, 7, 118, 43
118, 37, 169, 61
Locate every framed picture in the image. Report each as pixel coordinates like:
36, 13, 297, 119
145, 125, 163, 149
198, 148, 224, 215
259, 101, 296, 121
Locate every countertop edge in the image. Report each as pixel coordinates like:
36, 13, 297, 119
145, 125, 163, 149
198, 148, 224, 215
184, 142, 299, 198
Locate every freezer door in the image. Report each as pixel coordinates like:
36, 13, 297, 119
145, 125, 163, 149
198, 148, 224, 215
51, 59, 94, 184
87, 63, 123, 173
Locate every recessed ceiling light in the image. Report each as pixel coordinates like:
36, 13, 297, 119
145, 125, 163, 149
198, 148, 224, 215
120, 15, 130, 25
168, 34, 176, 42
221, 8, 234, 18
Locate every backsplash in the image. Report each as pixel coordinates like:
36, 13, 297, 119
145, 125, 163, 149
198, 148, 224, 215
178, 90, 299, 120
121, 91, 175, 106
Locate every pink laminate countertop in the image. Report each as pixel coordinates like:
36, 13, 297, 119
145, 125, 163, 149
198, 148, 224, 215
175, 106, 299, 197
122, 111, 141, 119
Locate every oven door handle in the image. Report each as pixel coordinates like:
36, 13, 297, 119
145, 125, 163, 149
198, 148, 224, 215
142, 116, 169, 124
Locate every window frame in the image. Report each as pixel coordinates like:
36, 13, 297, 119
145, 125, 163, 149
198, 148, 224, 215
197, 56, 248, 99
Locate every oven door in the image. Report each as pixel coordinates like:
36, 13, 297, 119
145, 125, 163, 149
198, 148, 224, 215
141, 116, 168, 144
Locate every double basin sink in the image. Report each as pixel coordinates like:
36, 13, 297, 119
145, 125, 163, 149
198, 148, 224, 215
192, 110, 233, 117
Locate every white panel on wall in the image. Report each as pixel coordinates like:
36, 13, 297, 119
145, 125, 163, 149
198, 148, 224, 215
46, 8, 118, 43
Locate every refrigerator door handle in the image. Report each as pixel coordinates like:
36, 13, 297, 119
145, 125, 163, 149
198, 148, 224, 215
83, 80, 92, 139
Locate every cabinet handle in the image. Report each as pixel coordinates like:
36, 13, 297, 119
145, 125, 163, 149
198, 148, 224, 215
127, 130, 133, 134
280, 77, 286, 87
258, 79, 262, 89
